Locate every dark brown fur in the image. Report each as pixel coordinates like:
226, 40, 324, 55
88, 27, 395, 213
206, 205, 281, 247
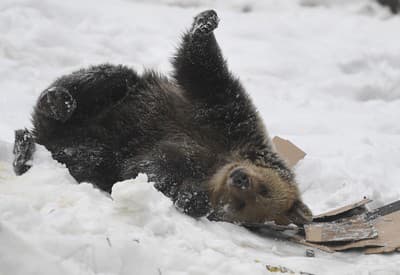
14, 10, 312, 225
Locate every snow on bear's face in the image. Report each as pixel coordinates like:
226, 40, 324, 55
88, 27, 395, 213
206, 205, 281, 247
209, 161, 312, 226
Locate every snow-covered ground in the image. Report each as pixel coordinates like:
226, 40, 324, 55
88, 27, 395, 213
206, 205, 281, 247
1, 0, 400, 274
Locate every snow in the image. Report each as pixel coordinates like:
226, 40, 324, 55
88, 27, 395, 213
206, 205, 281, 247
1, 0, 400, 274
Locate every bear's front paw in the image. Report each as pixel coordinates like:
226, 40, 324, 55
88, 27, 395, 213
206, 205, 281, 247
175, 190, 210, 218
37, 87, 77, 122
190, 10, 219, 37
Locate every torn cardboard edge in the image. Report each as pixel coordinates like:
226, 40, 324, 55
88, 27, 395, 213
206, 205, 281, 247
304, 214, 378, 243
312, 198, 372, 221
270, 137, 400, 254
295, 198, 400, 254
330, 211, 400, 253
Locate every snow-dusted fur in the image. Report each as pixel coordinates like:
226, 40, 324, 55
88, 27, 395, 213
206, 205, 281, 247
27, 10, 310, 224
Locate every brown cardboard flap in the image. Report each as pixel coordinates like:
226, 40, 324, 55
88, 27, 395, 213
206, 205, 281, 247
313, 198, 372, 221
260, 139, 400, 255
364, 246, 397, 254
304, 215, 377, 243
272, 136, 306, 168
331, 211, 400, 253
292, 199, 400, 254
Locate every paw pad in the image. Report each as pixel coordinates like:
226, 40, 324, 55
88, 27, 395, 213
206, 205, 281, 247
37, 87, 77, 122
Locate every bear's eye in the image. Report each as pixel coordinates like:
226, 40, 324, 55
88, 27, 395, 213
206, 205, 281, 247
259, 185, 269, 196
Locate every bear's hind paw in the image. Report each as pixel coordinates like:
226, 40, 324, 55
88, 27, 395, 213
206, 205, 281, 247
37, 87, 77, 122
13, 128, 35, 175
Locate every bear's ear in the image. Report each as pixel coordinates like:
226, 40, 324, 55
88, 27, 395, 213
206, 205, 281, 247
287, 200, 313, 225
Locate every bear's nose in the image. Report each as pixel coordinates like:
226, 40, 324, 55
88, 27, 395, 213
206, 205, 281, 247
229, 169, 250, 189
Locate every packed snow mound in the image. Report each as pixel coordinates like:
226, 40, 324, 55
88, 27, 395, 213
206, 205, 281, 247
1, 143, 400, 275
111, 174, 177, 231
0, 144, 336, 275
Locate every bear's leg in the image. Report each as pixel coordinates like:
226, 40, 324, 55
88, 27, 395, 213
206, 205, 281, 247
34, 64, 140, 124
14, 123, 120, 190
172, 10, 245, 105
32, 64, 140, 145
13, 128, 35, 175
173, 10, 267, 149
48, 138, 120, 192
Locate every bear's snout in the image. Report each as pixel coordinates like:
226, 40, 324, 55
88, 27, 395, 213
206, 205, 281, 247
228, 168, 250, 190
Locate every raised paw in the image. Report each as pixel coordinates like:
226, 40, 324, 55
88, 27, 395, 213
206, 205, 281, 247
13, 128, 35, 175
190, 10, 219, 37
37, 87, 77, 122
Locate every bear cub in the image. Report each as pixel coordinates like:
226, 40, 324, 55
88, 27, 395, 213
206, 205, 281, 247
14, 10, 312, 226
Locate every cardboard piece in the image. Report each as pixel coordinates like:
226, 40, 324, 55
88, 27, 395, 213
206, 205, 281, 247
304, 215, 377, 243
264, 138, 400, 254
331, 211, 400, 253
272, 136, 306, 168
366, 199, 400, 220
313, 198, 372, 221
297, 199, 400, 254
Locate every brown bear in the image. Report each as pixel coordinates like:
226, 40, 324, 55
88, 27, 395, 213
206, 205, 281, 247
13, 10, 312, 226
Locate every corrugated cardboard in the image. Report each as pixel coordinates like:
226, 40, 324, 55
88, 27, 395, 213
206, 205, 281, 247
331, 211, 400, 253
304, 215, 378, 243
299, 199, 400, 254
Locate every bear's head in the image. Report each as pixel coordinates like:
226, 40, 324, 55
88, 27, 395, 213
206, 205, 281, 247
209, 161, 312, 225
